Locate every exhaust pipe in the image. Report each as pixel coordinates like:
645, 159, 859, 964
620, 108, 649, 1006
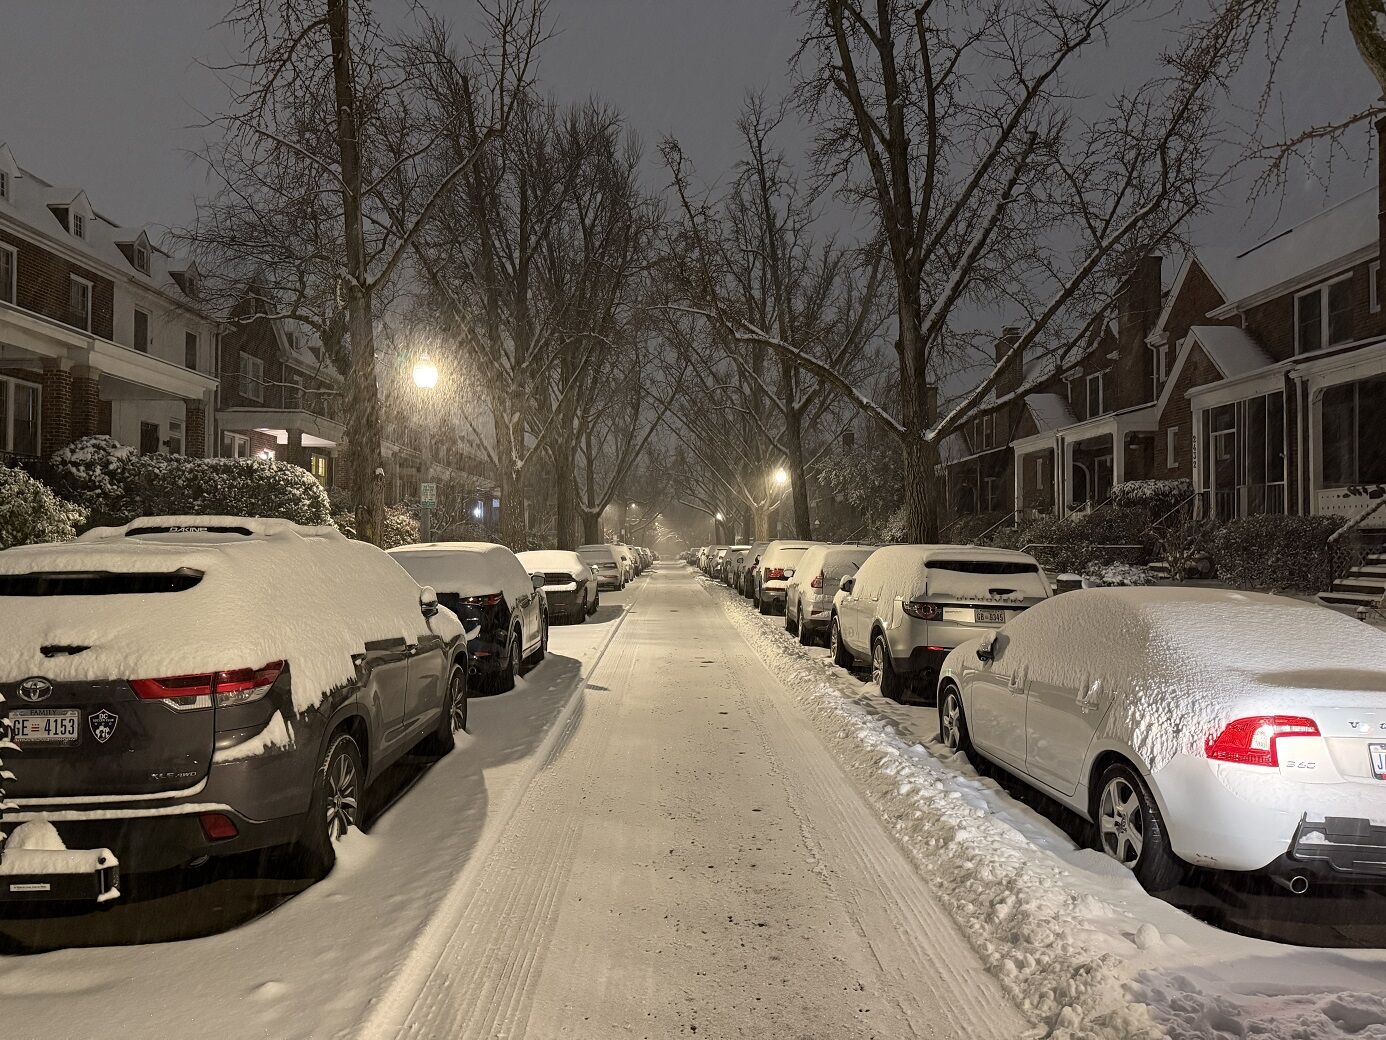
1273, 874, 1310, 895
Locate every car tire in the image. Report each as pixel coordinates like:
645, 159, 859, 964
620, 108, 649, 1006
872, 633, 905, 702
294, 731, 364, 879
1094, 762, 1184, 892
577, 591, 588, 623
938, 684, 974, 763
590, 592, 600, 615
420, 665, 468, 756
830, 617, 854, 669
785, 603, 798, 634
758, 593, 771, 615
531, 618, 548, 664
798, 619, 814, 646
491, 631, 521, 693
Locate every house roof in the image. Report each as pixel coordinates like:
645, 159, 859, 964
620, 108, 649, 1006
1023, 392, 1076, 432
1199, 188, 1378, 313
1187, 325, 1273, 379
0, 144, 206, 315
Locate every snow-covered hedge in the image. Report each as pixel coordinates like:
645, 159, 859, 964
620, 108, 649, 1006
991, 506, 1154, 573
0, 467, 85, 549
49, 436, 332, 528
1212, 514, 1345, 592
1109, 478, 1193, 516
334, 505, 420, 548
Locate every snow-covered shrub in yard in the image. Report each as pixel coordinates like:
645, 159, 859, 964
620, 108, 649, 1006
1109, 479, 1193, 516
991, 506, 1154, 573
1212, 514, 1346, 592
0, 467, 84, 549
49, 436, 332, 527
334, 504, 420, 548
1082, 561, 1155, 586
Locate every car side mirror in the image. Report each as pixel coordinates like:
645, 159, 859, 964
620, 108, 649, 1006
839, 576, 855, 594
976, 633, 997, 663
420, 586, 440, 618
531, 574, 546, 590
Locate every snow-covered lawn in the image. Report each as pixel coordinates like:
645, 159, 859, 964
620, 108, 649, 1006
0, 592, 639, 1040
710, 579, 1386, 1040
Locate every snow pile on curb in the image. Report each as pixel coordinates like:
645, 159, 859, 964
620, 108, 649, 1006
710, 580, 1386, 1040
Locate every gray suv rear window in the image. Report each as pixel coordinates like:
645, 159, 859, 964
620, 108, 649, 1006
926, 560, 1039, 575
0, 568, 205, 596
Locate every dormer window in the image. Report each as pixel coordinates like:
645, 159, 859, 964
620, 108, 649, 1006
0, 170, 8, 201
72, 212, 84, 239
134, 242, 149, 273
184, 274, 198, 297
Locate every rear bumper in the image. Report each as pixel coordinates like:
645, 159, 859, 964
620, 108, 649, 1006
544, 589, 584, 614
2, 806, 305, 874
1276, 815, 1386, 881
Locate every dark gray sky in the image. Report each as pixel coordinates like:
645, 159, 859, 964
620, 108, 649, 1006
0, 0, 1377, 251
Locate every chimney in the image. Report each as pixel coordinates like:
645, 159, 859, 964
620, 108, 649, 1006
1116, 254, 1163, 407
994, 326, 1024, 399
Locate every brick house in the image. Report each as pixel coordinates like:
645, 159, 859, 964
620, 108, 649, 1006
0, 143, 217, 464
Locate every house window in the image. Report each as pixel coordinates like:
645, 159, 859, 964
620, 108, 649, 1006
222, 431, 251, 459
0, 170, 9, 200
1322, 375, 1386, 487
139, 421, 161, 456
1167, 426, 1179, 469
238, 354, 264, 402
981, 413, 995, 449
1373, 262, 1381, 315
982, 476, 999, 511
309, 453, 329, 485
134, 243, 149, 274
0, 244, 14, 305
133, 309, 150, 352
71, 212, 85, 239
1086, 372, 1104, 417
0, 376, 41, 456
287, 374, 304, 409
166, 419, 183, 456
1296, 275, 1354, 354
185, 331, 199, 370
67, 276, 91, 331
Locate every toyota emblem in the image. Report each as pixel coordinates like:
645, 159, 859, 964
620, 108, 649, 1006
17, 678, 53, 703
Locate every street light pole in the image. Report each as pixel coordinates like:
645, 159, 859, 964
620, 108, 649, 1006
413, 355, 439, 543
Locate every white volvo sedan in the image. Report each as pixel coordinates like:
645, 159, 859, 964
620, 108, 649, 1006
937, 587, 1386, 892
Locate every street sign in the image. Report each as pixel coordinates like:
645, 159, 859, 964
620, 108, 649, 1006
420, 482, 437, 507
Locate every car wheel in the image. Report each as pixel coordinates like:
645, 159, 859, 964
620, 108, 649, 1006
294, 732, 364, 878
531, 618, 548, 664
938, 684, 973, 763
492, 631, 521, 693
798, 617, 814, 646
785, 602, 798, 634
872, 634, 905, 701
1095, 763, 1184, 892
758, 593, 771, 615
420, 665, 468, 756
577, 591, 588, 623
590, 592, 600, 615
830, 617, 854, 669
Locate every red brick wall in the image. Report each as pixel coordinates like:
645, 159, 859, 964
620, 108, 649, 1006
185, 403, 206, 459
1157, 343, 1220, 474
0, 229, 114, 340
1242, 259, 1386, 360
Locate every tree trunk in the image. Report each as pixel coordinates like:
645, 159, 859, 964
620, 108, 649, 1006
752, 505, 772, 541
581, 509, 601, 544
784, 404, 811, 538
554, 449, 578, 550
902, 436, 942, 543
328, 0, 383, 544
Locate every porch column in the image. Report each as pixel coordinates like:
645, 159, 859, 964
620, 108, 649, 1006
1113, 428, 1126, 487
1013, 452, 1023, 521
70, 365, 101, 442
184, 400, 207, 459
39, 359, 71, 456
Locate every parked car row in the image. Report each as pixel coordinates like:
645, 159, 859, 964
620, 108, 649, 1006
0, 518, 646, 905
736, 537, 1386, 895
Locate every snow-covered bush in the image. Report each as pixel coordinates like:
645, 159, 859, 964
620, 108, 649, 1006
1082, 561, 1156, 586
1109, 478, 1193, 516
1212, 514, 1346, 592
991, 506, 1154, 572
0, 467, 84, 549
333, 504, 420, 548
49, 436, 332, 528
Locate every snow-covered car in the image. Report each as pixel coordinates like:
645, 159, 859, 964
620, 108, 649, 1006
517, 549, 598, 623
578, 544, 626, 591
754, 540, 817, 615
785, 544, 877, 645
831, 544, 1049, 701
390, 542, 548, 694
0, 516, 471, 898
613, 543, 637, 582
716, 544, 750, 583
938, 587, 1386, 893
739, 541, 768, 599
725, 546, 750, 585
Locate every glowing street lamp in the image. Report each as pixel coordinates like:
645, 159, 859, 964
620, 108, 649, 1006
412, 355, 439, 390
772, 467, 789, 486
715, 511, 724, 522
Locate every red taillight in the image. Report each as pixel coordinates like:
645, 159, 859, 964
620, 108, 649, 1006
1205, 716, 1320, 768
902, 601, 942, 621
765, 568, 786, 580
199, 812, 239, 841
462, 593, 504, 606
131, 661, 283, 708
811, 572, 824, 589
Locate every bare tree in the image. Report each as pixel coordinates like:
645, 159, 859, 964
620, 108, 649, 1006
188, 0, 542, 543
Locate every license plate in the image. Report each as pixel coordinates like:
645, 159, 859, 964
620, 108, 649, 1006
975, 608, 1006, 624
1370, 743, 1386, 780
8, 709, 80, 746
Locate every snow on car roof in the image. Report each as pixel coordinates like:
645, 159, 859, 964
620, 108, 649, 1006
388, 541, 531, 603
0, 516, 463, 712
517, 549, 592, 578
1007, 586, 1386, 768
855, 543, 1047, 604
